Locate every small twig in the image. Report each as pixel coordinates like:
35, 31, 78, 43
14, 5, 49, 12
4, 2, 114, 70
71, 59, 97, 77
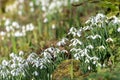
72, 0, 100, 7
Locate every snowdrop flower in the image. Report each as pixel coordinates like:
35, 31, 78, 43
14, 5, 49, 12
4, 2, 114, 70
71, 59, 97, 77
26, 23, 34, 31
45, 47, 55, 53
80, 49, 88, 57
68, 27, 77, 36
102, 64, 106, 67
0, 31, 6, 36
61, 50, 68, 53
93, 61, 97, 64
5, 25, 14, 32
52, 24, 56, 29
69, 38, 82, 46
33, 71, 39, 76
95, 13, 106, 21
28, 56, 46, 68
88, 66, 91, 70
42, 52, 53, 59
29, 1, 34, 7
2, 60, 9, 66
74, 53, 80, 60
14, 31, 25, 37
96, 63, 102, 67
85, 58, 90, 63
68, 27, 83, 37
70, 48, 81, 52
49, 2, 57, 10
85, 18, 91, 24
10, 53, 17, 58
27, 52, 38, 61
74, 48, 89, 59
43, 18, 48, 23
76, 28, 82, 37
42, 6, 47, 11
17, 57, 24, 63
32, 60, 40, 68
39, 63, 45, 69
69, 27, 77, 32
86, 45, 94, 49
91, 56, 99, 64
4, 19, 11, 26
83, 26, 93, 31
90, 56, 99, 61
43, 47, 60, 59
30, 7, 34, 12
18, 10, 22, 16
11, 63, 17, 68
106, 38, 113, 43
117, 27, 120, 32
0, 70, 10, 78
11, 69, 20, 76
110, 16, 120, 24
98, 45, 105, 50
5, 26, 10, 32
12, 21, 20, 28
19, 51, 24, 56
87, 34, 101, 39
56, 38, 68, 46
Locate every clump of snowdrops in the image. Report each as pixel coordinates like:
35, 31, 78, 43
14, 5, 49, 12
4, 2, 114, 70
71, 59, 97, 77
0, 13, 120, 80
56, 13, 120, 73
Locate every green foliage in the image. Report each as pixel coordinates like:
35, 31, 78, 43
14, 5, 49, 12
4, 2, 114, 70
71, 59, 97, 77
97, 0, 120, 16
0, 0, 120, 80
84, 64, 120, 80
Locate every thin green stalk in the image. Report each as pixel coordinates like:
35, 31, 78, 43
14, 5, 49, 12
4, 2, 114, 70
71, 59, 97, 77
70, 60, 73, 80
11, 37, 17, 53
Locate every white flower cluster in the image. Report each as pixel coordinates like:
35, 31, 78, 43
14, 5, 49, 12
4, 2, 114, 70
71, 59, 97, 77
5, 1, 19, 13
69, 38, 82, 46
0, 50, 53, 79
27, 52, 47, 69
4, 0, 36, 15
56, 28, 101, 71
109, 16, 120, 24
41, 47, 60, 59
0, 51, 26, 78
56, 38, 68, 46
72, 45, 100, 70
0, 17, 35, 40
68, 27, 83, 37
87, 34, 101, 40
5, 0, 79, 16
85, 13, 108, 28
57, 13, 120, 70
84, 13, 120, 29
37, 0, 79, 16
5, 0, 34, 15
0, 45, 66, 79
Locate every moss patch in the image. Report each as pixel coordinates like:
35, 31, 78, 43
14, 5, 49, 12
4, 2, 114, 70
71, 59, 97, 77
52, 59, 83, 80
